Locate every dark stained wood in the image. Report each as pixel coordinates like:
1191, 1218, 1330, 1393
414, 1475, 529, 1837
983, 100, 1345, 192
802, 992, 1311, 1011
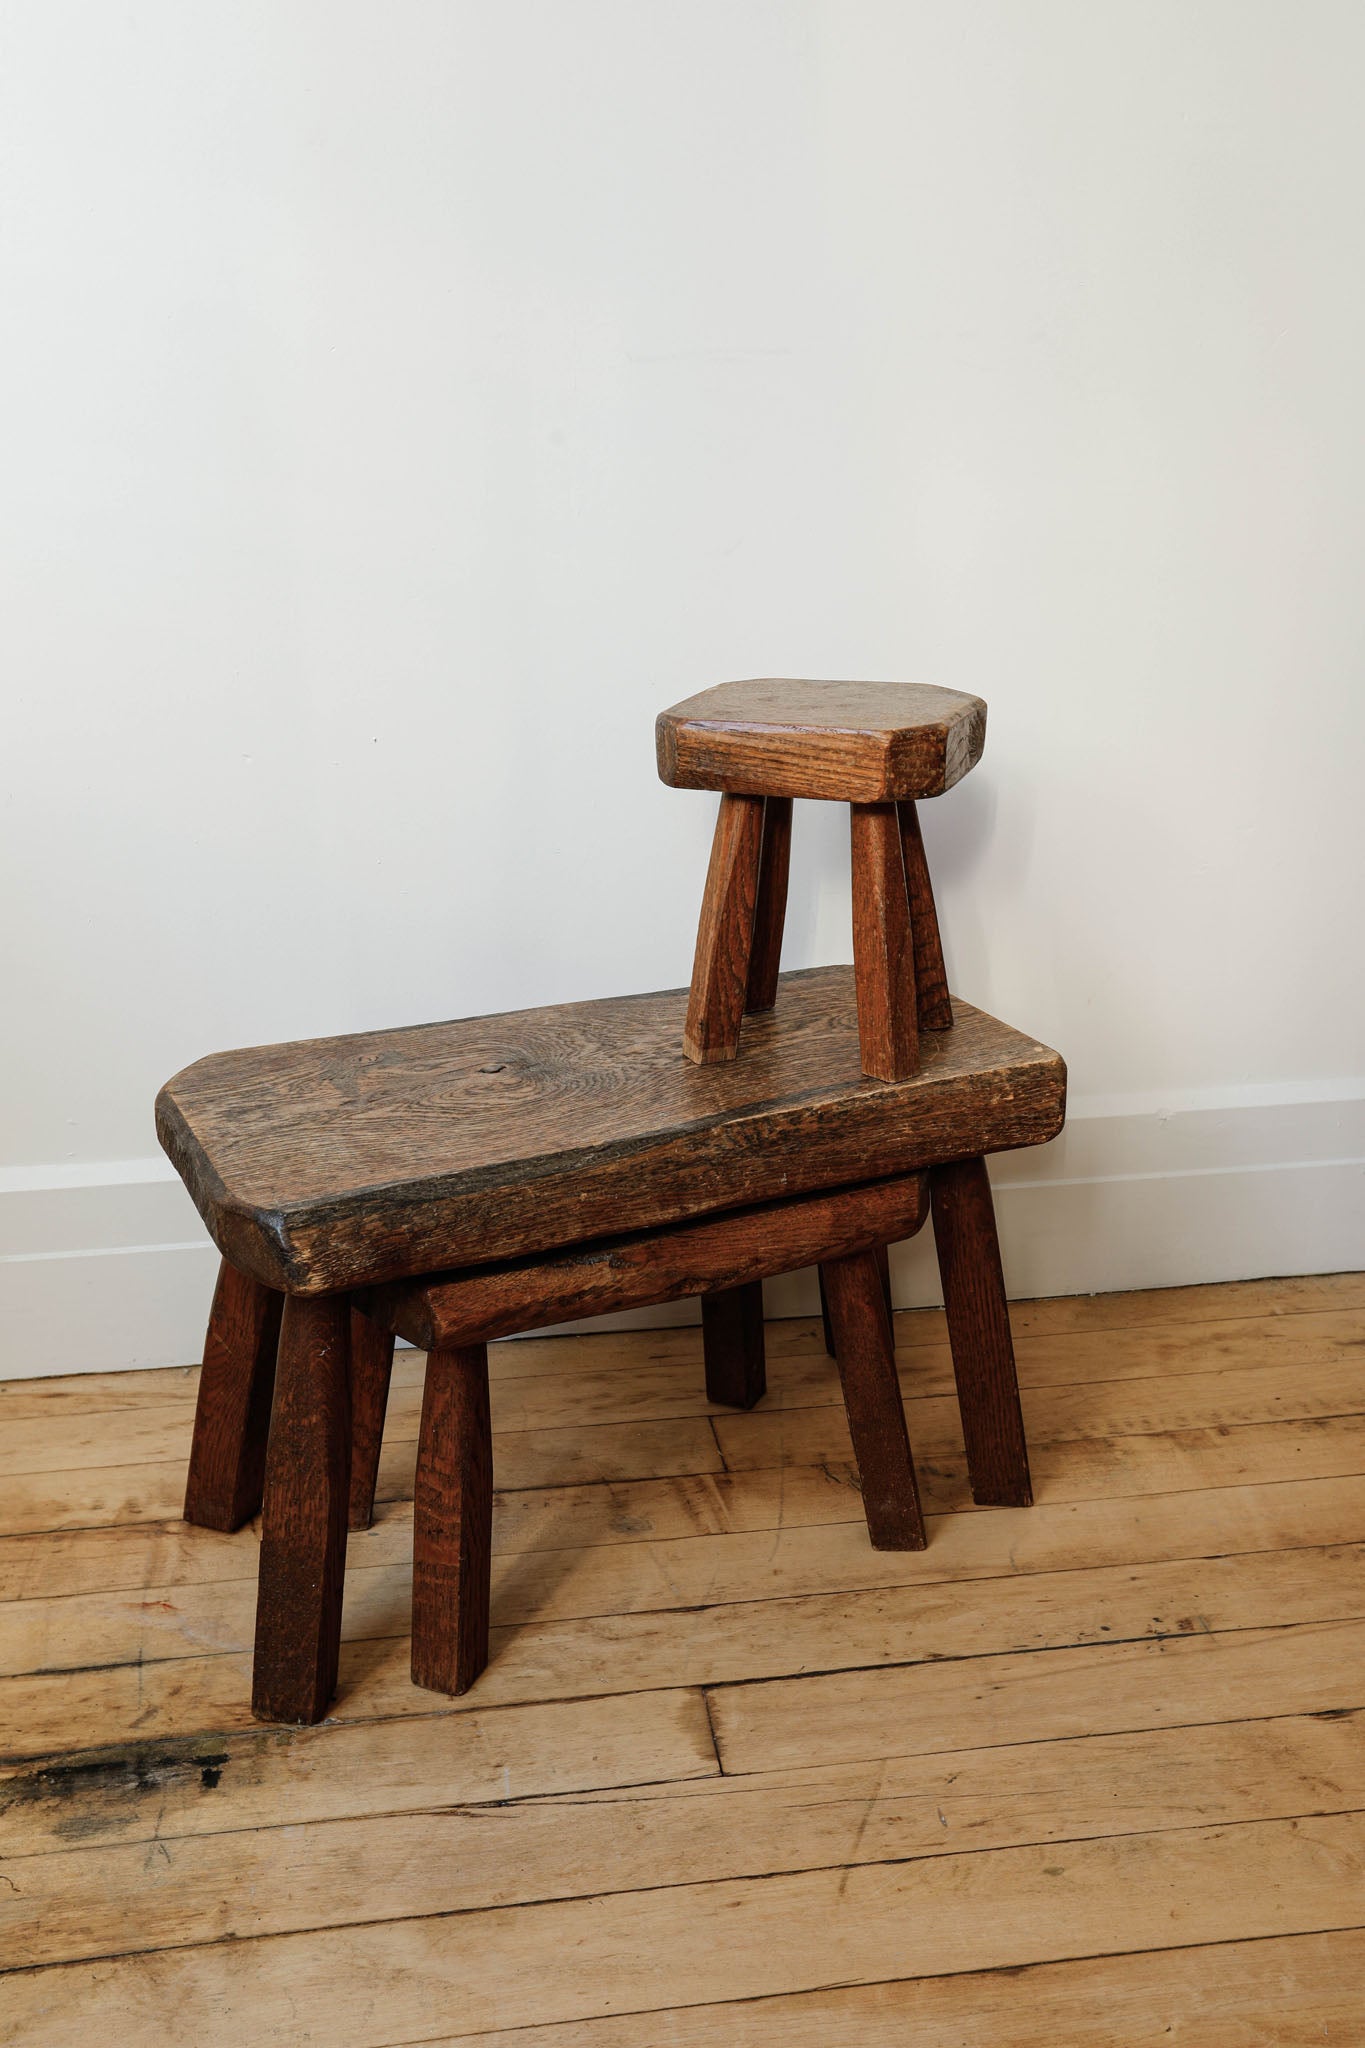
898, 798, 954, 1033
183, 1260, 283, 1533
365, 1171, 930, 1351
819, 1247, 926, 1550
251, 1295, 352, 1725
818, 1267, 836, 1358
657, 678, 987, 802
875, 1242, 894, 1327
411, 1343, 492, 1697
744, 796, 793, 1013
683, 792, 765, 1064
931, 1155, 1033, 1508
822, 1245, 895, 1359
156, 969, 1065, 1296
849, 802, 920, 1082
701, 1282, 767, 1410
347, 1309, 395, 1532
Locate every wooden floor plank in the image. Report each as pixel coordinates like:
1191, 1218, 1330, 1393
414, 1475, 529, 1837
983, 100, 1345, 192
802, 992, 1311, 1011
4, 1711, 1360, 1970
452, 1928, 1365, 2047
3, 1542, 1360, 1763
4, 1814, 1363, 2045
4, 1271, 1365, 2045
6, 1475, 1362, 1681
0, 1687, 716, 1862
8, 1309, 1364, 1476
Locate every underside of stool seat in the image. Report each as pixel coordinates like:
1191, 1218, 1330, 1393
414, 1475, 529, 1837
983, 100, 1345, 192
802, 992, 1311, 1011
656, 677, 987, 801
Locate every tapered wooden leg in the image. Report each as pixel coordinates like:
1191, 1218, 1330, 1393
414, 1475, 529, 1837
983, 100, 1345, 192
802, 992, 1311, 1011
874, 1243, 894, 1327
820, 1247, 926, 1550
184, 1259, 284, 1533
701, 1282, 766, 1409
252, 1294, 353, 1725
684, 793, 765, 1063
412, 1343, 493, 1697
348, 1308, 396, 1531
745, 796, 793, 1014
849, 802, 919, 1081
931, 1156, 1032, 1507
818, 1266, 836, 1356
897, 799, 954, 1032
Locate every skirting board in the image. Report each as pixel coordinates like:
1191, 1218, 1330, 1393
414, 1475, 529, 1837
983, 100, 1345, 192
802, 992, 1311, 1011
2, 1089, 1362, 1380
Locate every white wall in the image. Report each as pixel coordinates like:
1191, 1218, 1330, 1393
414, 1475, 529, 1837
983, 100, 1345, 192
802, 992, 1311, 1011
4, 1, 1363, 1375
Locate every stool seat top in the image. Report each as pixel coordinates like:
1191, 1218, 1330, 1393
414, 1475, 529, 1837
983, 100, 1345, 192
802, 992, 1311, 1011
656, 678, 987, 802
156, 966, 1064, 1297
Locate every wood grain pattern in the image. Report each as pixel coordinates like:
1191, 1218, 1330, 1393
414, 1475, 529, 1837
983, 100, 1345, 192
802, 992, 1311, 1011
366, 1171, 929, 1350
745, 796, 792, 1013
683, 793, 765, 1063
157, 969, 1063, 1294
701, 1284, 766, 1410
2, 1274, 1363, 2045
182, 1260, 282, 1533
897, 798, 954, 1033
656, 678, 987, 802
849, 802, 920, 1080
346, 1309, 394, 1532
820, 1248, 925, 1549
251, 1295, 352, 1726
931, 1157, 1032, 1507
411, 1343, 492, 1697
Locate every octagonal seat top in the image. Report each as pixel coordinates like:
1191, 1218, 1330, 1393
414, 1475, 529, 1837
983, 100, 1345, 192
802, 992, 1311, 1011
656, 678, 987, 803
156, 966, 1064, 1298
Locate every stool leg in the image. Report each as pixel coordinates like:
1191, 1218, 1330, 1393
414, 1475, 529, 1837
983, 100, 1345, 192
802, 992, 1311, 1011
897, 800, 954, 1032
817, 1266, 836, 1356
412, 1343, 493, 1697
701, 1282, 766, 1409
931, 1156, 1032, 1507
253, 1294, 353, 1724
348, 1308, 396, 1532
184, 1259, 283, 1533
745, 796, 793, 1014
684, 793, 765, 1063
849, 801, 919, 1081
875, 1242, 895, 1327
820, 1247, 926, 1550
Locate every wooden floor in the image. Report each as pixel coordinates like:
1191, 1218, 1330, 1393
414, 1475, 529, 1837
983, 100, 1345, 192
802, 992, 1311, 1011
2, 1274, 1364, 2043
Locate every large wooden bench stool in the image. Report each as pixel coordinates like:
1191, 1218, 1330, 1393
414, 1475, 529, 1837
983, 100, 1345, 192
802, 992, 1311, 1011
657, 677, 984, 1079
159, 966, 1066, 1725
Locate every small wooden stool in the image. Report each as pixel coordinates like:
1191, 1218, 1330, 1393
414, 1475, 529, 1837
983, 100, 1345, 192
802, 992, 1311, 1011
163, 969, 1064, 1726
657, 678, 986, 1079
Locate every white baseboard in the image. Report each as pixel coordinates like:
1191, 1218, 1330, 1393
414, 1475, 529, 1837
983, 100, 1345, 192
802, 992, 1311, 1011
2, 1088, 1362, 1380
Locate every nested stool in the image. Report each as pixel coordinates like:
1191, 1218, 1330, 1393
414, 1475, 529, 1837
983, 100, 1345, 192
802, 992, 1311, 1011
162, 967, 1065, 1725
657, 677, 985, 1079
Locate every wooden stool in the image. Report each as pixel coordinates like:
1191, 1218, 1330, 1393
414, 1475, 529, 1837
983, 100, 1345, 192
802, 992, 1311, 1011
162, 967, 1064, 1724
657, 678, 986, 1079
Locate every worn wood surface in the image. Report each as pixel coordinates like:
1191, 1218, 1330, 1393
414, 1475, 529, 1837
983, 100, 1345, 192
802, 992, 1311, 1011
366, 1170, 929, 1350
251, 1296, 352, 1726
700, 1284, 766, 1410
5, 1272, 1362, 2045
682, 792, 764, 1063
744, 796, 792, 1013
931, 1156, 1033, 1507
656, 678, 987, 802
411, 1344, 492, 1697
849, 800, 920, 1080
182, 1260, 282, 1533
157, 968, 1063, 1294
897, 798, 954, 1033
820, 1249, 926, 1549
